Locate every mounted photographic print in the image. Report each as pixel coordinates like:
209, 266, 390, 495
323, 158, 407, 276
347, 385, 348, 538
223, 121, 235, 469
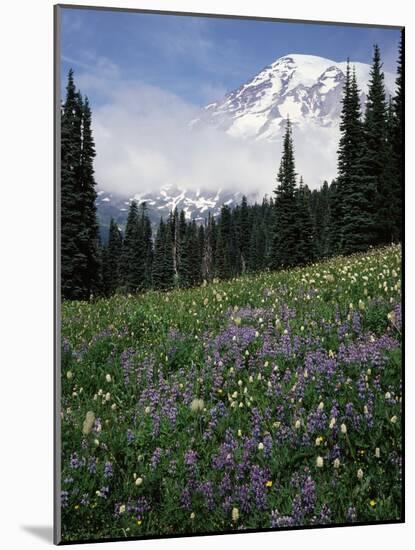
54, 4, 404, 544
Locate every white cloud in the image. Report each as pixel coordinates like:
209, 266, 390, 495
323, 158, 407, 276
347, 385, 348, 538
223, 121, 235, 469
69, 59, 344, 201
89, 76, 283, 200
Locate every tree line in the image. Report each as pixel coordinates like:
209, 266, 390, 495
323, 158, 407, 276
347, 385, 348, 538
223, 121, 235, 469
60, 35, 403, 300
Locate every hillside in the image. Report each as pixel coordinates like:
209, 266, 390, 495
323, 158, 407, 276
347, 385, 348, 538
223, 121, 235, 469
60, 245, 402, 541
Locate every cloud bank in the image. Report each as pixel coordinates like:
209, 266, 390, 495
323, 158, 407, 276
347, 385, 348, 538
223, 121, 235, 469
76, 72, 340, 201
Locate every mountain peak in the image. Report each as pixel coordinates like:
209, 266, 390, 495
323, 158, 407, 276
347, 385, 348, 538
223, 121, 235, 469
197, 53, 395, 142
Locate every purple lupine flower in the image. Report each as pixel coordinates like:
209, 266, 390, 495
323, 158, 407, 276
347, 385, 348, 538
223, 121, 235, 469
61, 491, 69, 508
236, 483, 251, 513
250, 465, 269, 510
69, 452, 84, 469
270, 510, 295, 528
198, 481, 215, 511
180, 486, 192, 510
80, 494, 90, 506
150, 447, 162, 470
317, 504, 332, 524
87, 456, 97, 474
184, 450, 198, 468
346, 506, 357, 522
104, 461, 113, 479
222, 495, 232, 512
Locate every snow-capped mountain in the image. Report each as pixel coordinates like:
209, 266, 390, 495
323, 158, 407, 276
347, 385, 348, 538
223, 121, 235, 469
96, 184, 245, 238
96, 53, 396, 236
193, 53, 395, 140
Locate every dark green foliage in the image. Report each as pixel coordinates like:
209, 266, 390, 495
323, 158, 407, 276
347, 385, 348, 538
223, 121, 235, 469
271, 118, 300, 269
391, 31, 404, 241
327, 180, 343, 255
336, 62, 362, 253
341, 69, 377, 254
295, 179, 316, 265
61, 70, 101, 300
119, 202, 153, 293
311, 181, 331, 257
141, 203, 154, 288
201, 214, 216, 282
177, 210, 191, 287
152, 218, 175, 290
188, 221, 202, 286
215, 204, 233, 279
103, 218, 122, 295
213, 203, 242, 280
238, 196, 250, 272
119, 201, 146, 293
248, 217, 266, 272
363, 45, 392, 246
61, 70, 83, 300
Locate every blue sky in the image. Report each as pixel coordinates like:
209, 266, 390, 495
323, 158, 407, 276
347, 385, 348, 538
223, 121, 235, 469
60, 7, 401, 106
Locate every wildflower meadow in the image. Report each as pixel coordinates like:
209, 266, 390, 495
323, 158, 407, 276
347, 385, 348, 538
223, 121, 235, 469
60, 245, 402, 541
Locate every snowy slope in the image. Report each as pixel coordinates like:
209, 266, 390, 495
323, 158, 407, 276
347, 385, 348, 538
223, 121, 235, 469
194, 54, 395, 141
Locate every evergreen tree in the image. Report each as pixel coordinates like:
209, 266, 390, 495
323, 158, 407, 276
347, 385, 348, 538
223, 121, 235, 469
120, 201, 145, 293
335, 60, 356, 253
79, 96, 101, 296
327, 179, 343, 255
295, 178, 315, 264
312, 181, 330, 257
105, 218, 122, 294
61, 70, 84, 299
202, 214, 216, 282
61, 71, 101, 300
391, 31, 404, 241
197, 224, 205, 281
215, 204, 232, 279
248, 215, 266, 272
152, 218, 175, 290
177, 210, 190, 287
238, 196, 250, 272
271, 117, 299, 269
141, 205, 154, 288
188, 221, 202, 285
342, 69, 377, 253
363, 45, 389, 244
101, 246, 111, 296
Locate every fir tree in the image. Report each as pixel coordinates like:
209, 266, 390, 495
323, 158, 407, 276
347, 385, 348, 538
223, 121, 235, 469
215, 204, 232, 279
152, 218, 175, 290
202, 214, 216, 282
141, 205, 154, 288
188, 221, 202, 286
177, 210, 191, 288
79, 96, 101, 297
295, 178, 315, 264
312, 181, 330, 257
363, 45, 389, 245
271, 117, 299, 269
106, 218, 122, 294
237, 196, 250, 272
61, 70, 101, 300
391, 31, 404, 241
120, 201, 145, 293
61, 70, 84, 299
342, 69, 377, 253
